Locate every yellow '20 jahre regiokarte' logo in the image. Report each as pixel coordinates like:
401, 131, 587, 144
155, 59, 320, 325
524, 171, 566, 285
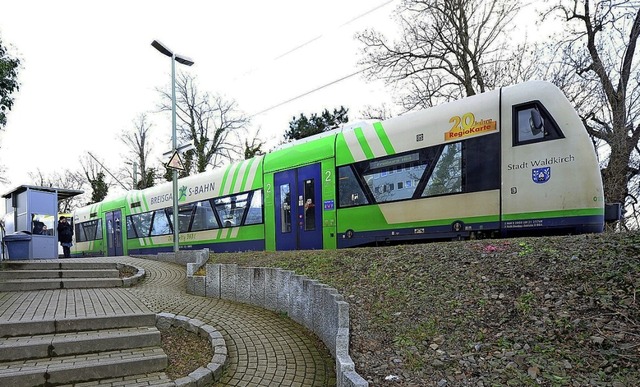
445, 112, 497, 141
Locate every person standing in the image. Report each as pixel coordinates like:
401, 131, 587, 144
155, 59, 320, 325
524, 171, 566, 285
57, 216, 73, 258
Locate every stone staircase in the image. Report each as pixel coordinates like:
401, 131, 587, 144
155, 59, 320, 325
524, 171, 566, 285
0, 314, 170, 387
0, 261, 174, 386
0, 261, 132, 292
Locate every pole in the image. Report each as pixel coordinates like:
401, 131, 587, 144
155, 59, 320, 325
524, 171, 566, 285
171, 54, 180, 253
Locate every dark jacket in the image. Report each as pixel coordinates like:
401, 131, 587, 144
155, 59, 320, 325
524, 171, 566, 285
57, 221, 73, 244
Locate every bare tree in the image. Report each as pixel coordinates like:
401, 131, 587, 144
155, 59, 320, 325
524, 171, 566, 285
545, 1, 640, 226
244, 128, 266, 160
158, 73, 250, 175
79, 154, 110, 204
360, 103, 396, 120
357, 0, 529, 110
120, 113, 156, 189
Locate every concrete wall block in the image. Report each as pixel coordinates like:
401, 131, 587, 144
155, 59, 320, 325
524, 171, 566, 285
263, 267, 278, 311
155, 313, 176, 330
220, 264, 237, 301
205, 263, 221, 298
157, 252, 175, 263
250, 267, 266, 308
198, 324, 216, 337
324, 288, 340, 343
337, 301, 350, 330
207, 362, 225, 381
193, 275, 206, 297
342, 371, 369, 387
276, 269, 293, 313
207, 330, 223, 341
196, 248, 210, 265
336, 350, 356, 382
186, 262, 198, 276
211, 353, 227, 365
336, 327, 350, 356
312, 283, 328, 341
174, 376, 196, 387
289, 274, 305, 325
302, 278, 318, 331
186, 276, 195, 294
175, 315, 191, 331
214, 344, 228, 356
189, 366, 213, 387
176, 251, 191, 265
316, 287, 336, 352
188, 318, 206, 330
236, 267, 252, 304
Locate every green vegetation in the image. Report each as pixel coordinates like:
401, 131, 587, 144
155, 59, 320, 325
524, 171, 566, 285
209, 231, 640, 386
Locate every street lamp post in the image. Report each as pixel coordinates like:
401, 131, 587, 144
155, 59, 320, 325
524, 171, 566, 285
151, 40, 194, 253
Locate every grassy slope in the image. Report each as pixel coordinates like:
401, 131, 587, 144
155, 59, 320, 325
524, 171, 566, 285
209, 232, 639, 386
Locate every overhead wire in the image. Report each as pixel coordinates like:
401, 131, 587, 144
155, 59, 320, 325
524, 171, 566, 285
249, 67, 372, 118
246, 0, 397, 118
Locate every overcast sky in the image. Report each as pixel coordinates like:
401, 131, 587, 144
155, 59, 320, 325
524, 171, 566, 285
0, 0, 401, 198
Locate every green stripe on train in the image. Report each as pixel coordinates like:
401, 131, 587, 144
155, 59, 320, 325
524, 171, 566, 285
228, 163, 242, 194
502, 208, 604, 221
338, 206, 500, 231
219, 164, 233, 196
240, 157, 256, 191
335, 133, 355, 166
373, 122, 395, 155
354, 127, 375, 160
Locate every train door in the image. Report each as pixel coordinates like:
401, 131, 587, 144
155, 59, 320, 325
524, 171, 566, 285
105, 210, 124, 256
274, 163, 322, 250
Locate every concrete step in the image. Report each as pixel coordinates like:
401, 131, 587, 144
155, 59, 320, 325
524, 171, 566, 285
0, 269, 120, 280
0, 326, 161, 361
0, 347, 168, 387
0, 261, 118, 271
57, 371, 174, 386
0, 313, 158, 337
0, 277, 123, 291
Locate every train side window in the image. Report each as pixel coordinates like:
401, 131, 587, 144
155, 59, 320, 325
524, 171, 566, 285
167, 204, 195, 233
280, 184, 292, 233
150, 210, 171, 236
83, 220, 98, 241
366, 154, 428, 203
245, 190, 263, 225
76, 219, 103, 241
513, 102, 564, 146
126, 217, 137, 238
191, 200, 219, 231
303, 179, 316, 231
128, 212, 152, 238
422, 142, 462, 197
214, 193, 249, 227
75, 224, 86, 242
337, 166, 368, 208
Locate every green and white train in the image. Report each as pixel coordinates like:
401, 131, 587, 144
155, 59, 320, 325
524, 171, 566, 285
72, 81, 605, 256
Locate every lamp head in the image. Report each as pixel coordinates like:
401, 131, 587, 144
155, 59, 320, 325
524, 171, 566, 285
175, 55, 194, 66
151, 40, 173, 57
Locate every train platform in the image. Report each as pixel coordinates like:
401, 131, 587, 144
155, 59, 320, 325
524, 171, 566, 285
0, 256, 336, 386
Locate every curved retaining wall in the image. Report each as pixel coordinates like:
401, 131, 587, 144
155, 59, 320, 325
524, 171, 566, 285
186, 263, 368, 387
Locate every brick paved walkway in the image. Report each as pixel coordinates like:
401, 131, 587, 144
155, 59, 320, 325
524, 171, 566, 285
0, 257, 336, 386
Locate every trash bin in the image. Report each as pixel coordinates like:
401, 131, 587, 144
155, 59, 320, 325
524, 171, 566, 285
3, 232, 32, 260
